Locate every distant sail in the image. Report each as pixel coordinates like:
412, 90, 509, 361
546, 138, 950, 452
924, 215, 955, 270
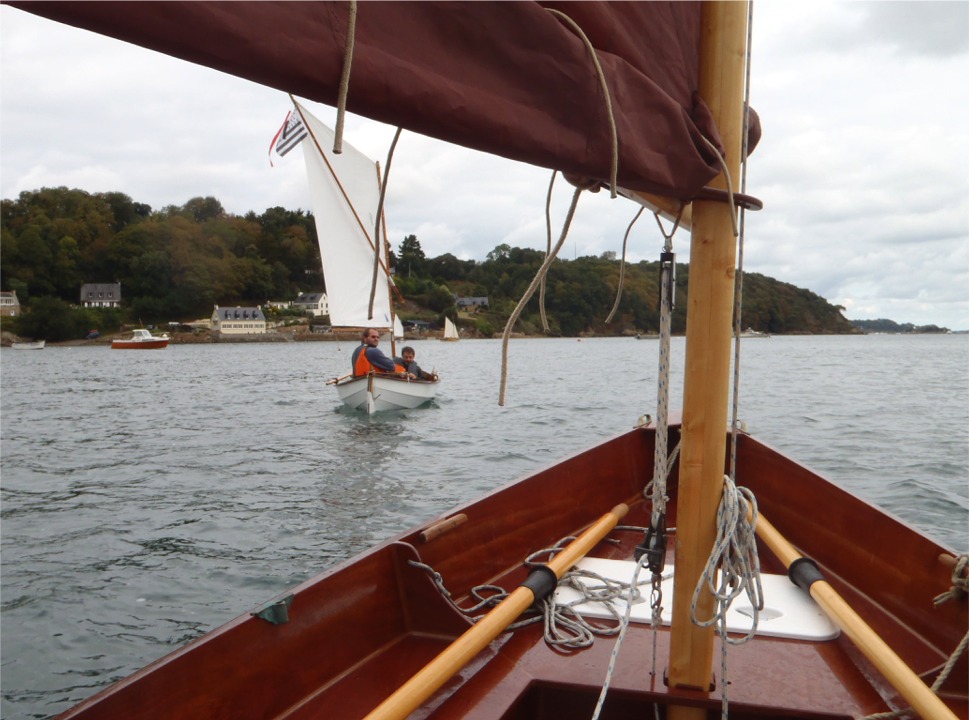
442, 317, 459, 341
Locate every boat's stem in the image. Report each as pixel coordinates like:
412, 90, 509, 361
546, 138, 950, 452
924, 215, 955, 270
667, 1, 749, 713
363, 504, 629, 720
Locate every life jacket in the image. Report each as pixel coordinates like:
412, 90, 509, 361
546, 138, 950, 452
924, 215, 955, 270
353, 346, 405, 377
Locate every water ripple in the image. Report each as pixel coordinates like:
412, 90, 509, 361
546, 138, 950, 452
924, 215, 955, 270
1, 335, 966, 719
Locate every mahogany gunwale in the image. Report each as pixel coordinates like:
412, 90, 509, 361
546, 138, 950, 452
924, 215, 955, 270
55, 426, 967, 720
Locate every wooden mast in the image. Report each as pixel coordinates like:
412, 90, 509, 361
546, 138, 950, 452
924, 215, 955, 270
666, 2, 749, 716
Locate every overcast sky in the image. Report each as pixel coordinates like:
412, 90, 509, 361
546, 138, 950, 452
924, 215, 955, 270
2, 2, 967, 330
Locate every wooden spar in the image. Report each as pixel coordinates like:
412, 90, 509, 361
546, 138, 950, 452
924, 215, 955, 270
667, 1, 749, 714
364, 504, 629, 720
756, 514, 959, 720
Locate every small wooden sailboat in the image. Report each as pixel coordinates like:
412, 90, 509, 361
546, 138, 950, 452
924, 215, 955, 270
294, 103, 439, 414
12, 3, 965, 719
49, 423, 968, 720
441, 317, 459, 342
110, 329, 169, 350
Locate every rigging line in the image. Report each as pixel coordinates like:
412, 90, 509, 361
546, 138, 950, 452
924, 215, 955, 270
539, 171, 557, 332
590, 553, 652, 720
545, 8, 618, 197
648, 202, 685, 510
698, 134, 739, 237
290, 96, 396, 288
333, 0, 357, 154
604, 206, 645, 324
730, 0, 756, 486
498, 186, 584, 407
369, 128, 403, 321
689, 476, 763, 719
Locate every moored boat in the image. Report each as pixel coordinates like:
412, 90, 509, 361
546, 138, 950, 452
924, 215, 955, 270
11, 339, 45, 350
110, 329, 169, 350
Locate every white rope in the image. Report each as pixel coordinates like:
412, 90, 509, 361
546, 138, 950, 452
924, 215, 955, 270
689, 474, 763, 718
406, 529, 652, 651
498, 186, 583, 406
729, 0, 756, 486
544, 8, 618, 198
539, 171, 557, 332
591, 554, 654, 720
604, 206, 645, 324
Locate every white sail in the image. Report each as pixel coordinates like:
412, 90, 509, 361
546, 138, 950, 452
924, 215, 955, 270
393, 315, 404, 340
443, 317, 459, 341
298, 102, 393, 329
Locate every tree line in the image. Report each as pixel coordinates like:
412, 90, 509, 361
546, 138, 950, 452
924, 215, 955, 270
1, 186, 858, 340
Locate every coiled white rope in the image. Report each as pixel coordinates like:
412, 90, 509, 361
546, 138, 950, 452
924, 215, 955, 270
407, 529, 654, 651
690, 474, 763, 718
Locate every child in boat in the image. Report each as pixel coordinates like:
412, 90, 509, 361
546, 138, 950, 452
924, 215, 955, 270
395, 346, 437, 381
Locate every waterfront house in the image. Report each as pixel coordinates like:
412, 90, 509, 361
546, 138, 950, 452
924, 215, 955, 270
292, 292, 329, 317
80, 283, 122, 308
210, 305, 267, 335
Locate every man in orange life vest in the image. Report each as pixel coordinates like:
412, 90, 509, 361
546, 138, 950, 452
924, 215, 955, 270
351, 328, 408, 377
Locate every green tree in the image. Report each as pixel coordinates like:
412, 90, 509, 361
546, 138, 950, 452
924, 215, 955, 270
13, 296, 82, 341
398, 234, 426, 277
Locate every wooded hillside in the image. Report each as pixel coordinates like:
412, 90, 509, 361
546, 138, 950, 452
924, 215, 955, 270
1, 187, 858, 339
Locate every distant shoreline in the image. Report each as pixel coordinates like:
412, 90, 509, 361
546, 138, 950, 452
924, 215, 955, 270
4, 329, 962, 349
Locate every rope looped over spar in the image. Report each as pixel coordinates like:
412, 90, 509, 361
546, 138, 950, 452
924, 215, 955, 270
407, 527, 653, 651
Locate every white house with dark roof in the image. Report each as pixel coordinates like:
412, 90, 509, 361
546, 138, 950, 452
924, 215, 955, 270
80, 283, 122, 308
210, 305, 267, 335
456, 296, 489, 311
292, 292, 329, 317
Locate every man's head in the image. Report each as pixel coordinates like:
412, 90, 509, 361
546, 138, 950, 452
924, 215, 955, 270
401, 345, 415, 363
362, 329, 381, 346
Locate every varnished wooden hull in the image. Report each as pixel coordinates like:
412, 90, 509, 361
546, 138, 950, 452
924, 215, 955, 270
55, 426, 967, 719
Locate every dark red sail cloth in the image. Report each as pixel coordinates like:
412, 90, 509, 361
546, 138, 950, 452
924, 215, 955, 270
7, 1, 754, 200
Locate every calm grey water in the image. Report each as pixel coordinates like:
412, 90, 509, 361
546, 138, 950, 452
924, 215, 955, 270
2, 334, 967, 719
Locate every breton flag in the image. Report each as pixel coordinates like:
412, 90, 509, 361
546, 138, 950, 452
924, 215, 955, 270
269, 108, 308, 165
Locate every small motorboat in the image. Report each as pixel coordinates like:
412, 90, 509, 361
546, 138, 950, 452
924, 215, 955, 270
110, 329, 170, 350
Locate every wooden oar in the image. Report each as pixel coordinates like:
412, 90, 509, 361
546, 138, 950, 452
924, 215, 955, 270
364, 503, 629, 720
756, 513, 958, 720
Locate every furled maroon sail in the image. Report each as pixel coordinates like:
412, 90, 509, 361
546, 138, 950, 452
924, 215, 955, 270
8, 1, 754, 199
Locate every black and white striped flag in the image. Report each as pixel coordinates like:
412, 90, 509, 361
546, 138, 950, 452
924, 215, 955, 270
269, 108, 308, 165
